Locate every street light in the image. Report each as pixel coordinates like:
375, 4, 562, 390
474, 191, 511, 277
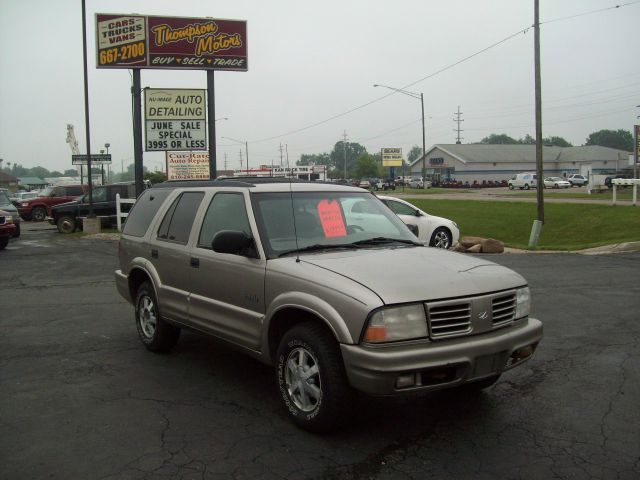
373, 84, 426, 181
104, 143, 110, 183
222, 136, 249, 172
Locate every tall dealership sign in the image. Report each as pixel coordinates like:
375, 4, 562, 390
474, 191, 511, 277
381, 148, 403, 167
95, 14, 248, 71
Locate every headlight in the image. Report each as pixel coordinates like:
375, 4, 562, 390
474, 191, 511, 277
363, 304, 427, 343
21, 202, 29, 207
515, 287, 530, 319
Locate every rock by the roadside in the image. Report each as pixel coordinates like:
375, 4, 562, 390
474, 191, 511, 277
452, 242, 467, 253
481, 238, 504, 254
467, 244, 482, 253
460, 236, 485, 248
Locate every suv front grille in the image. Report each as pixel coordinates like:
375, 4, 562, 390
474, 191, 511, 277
426, 290, 517, 340
492, 293, 516, 326
427, 301, 471, 338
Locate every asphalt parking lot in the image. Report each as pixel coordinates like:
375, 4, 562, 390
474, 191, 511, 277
1, 224, 639, 479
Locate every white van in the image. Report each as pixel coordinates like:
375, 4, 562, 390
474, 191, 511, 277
508, 173, 537, 190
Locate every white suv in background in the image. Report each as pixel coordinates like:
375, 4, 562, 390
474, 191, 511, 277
508, 173, 537, 190
567, 174, 588, 187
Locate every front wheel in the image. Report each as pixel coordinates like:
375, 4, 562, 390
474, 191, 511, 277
135, 281, 180, 353
524, 184, 530, 190
430, 227, 452, 249
56, 215, 77, 234
32, 206, 47, 222
276, 322, 353, 432
0, 237, 8, 250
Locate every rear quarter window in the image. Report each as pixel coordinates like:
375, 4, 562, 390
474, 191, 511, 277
122, 189, 172, 237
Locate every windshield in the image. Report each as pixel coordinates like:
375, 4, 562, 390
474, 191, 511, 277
0, 191, 11, 206
38, 187, 53, 197
252, 191, 418, 258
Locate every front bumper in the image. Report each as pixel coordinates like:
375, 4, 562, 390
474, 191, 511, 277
340, 317, 542, 395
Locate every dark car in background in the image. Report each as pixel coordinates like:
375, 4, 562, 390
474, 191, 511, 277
0, 188, 21, 238
48, 182, 138, 233
18, 184, 88, 221
0, 209, 17, 250
604, 174, 631, 189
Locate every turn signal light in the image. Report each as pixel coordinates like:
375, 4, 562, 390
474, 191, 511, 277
363, 326, 386, 342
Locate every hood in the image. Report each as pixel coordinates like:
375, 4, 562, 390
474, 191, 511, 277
51, 199, 83, 210
299, 246, 526, 304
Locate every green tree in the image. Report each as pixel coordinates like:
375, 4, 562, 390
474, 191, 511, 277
543, 136, 572, 147
407, 145, 423, 164
329, 141, 367, 177
144, 171, 167, 185
352, 153, 381, 179
519, 134, 535, 145
480, 133, 519, 145
585, 129, 633, 151
49, 171, 63, 177
64, 169, 79, 176
27, 166, 51, 178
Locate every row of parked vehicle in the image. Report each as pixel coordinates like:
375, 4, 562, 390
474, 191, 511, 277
508, 173, 589, 190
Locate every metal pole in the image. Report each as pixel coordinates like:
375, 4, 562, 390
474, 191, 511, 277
81, 0, 94, 216
245, 141, 249, 172
207, 71, 217, 179
534, 0, 544, 223
421, 93, 426, 181
132, 70, 144, 196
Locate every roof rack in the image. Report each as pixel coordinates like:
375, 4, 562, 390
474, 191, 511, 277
151, 176, 313, 189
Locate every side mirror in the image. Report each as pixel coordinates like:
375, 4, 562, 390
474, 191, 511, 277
415, 209, 423, 217
212, 230, 257, 258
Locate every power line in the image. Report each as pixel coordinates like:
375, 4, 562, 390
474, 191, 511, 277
540, 1, 640, 25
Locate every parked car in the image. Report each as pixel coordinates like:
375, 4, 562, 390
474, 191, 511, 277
377, 195, 459, 248
373, 178, 396, 191
18, 184, 88, 221
543, 177, 571, 189
115, 177, 542, 432
358, 179, 371, 188
0, 209, 17, 250
10, 191, 38, 206
0, 188, 21, 238
408, 178, 432, 189
48, 182, 138, 233
508, 173, 537, 190
604, 174, 632, 189
567, 174, 588, 187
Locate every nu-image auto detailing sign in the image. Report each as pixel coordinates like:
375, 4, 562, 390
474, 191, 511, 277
381, 148, 403, 167
96, 14, 248, 71
166, 152, 210, 180
145, 89, 206, 151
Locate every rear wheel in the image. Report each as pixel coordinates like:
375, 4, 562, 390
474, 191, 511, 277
524, 184, 530, 190
430, 227, 452, 249
276, 322, 353, 432
56, 215, 77, 234
135, 281, 180, 353
32, 206, 47, 222
0, 237, 8, 250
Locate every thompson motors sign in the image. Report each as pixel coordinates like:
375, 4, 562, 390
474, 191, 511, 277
96, 14, 248, 71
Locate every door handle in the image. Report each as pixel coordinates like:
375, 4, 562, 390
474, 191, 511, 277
151, 249, 158, 259
190, 257, 200, 268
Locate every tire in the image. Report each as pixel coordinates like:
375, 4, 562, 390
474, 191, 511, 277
508, 184, 514, 190
524, 184, 530, 190
32, 206, 47, 222
56, 215, 77, 234
430, 227, 452, 249
135, 281, 180, 353
13, 222, 20, 238
0, 237, 8, 250
276, 322, 353, 432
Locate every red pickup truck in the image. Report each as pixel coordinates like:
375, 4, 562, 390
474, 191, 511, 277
18, 184, 88, 221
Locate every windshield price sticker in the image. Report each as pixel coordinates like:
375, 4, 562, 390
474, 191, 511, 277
317, 200, 347, 238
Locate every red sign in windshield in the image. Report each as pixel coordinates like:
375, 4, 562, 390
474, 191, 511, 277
317, 200, 347, 238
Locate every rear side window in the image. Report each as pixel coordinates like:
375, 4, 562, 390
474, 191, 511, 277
65, 186, 85, 196
123, 189, 172, 237
157, 192, 204, 244
384, 199, 416, 216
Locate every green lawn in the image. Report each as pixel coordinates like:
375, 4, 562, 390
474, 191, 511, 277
507, 190, 636, 201
410, 198, 640, 250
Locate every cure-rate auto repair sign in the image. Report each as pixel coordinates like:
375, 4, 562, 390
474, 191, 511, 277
96, 14, 248, 71
145, 89, 206, 151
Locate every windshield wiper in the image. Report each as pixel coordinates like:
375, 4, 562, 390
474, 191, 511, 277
278, 243, 359, 257
351, 237, 423, 247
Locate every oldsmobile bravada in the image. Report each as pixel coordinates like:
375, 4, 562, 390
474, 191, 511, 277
115, 178, 542, 432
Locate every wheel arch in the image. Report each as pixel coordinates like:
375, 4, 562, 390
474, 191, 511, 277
128, 267, 155, 304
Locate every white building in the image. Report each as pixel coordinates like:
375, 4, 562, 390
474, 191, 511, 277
409, 144, 631, 184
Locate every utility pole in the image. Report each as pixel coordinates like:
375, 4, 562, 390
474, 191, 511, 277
453, 106, 464, 144
342, 130, 348, 179
224, 152, 228, 171
278, 143, 284, 166
529, 0, 545, 247
239, 149, 244, 171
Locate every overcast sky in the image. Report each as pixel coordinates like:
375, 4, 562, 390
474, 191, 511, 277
1, 0, 638, 174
